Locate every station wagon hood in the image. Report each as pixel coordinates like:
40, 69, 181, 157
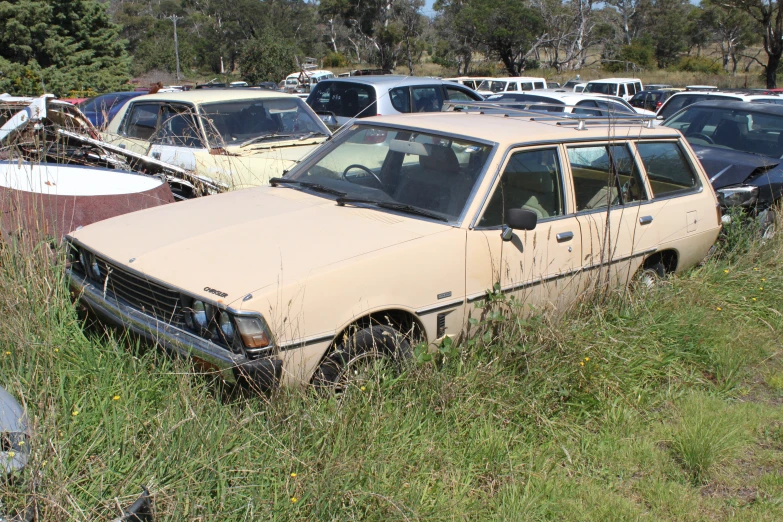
691, 144, 781, 188
68, 187, 448, 305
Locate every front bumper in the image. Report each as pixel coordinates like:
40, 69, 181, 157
68, 270, 281, 389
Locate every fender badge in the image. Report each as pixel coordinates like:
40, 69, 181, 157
437, 291, 452, 300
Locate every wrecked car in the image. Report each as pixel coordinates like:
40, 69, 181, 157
66, 107, 720, 392
662, 100, 783, 235
102, 90, 331, 191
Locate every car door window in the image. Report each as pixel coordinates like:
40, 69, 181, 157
152, 104, 202, 148
636, 142, 699, 197
445, 87, 476, 102
478, 147, 564, 226
506, 82, 518, 92
124, 103, 160, 140
568, 145, 642, 211
534, 82, 545, 89
520, 83, 533, 91
573, 100, 599, 115
411, 86, 444, 112
390, 87, 411, 113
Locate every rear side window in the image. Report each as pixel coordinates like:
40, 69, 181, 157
567, 144, 647, 211
506, 82, 518, 92
390, 87, 411, 112
306, 82, 377, 118
534, 82, 545, 89
411, 86, 444, 112
445, 87, 476, 102
660, 94, 742, 120
124, 103, 160, 140
637, 142, 699, 197
520, 83, 533, 91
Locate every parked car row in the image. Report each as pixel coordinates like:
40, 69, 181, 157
9, 75, 778, 395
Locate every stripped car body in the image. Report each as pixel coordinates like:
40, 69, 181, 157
67, 107, 721, 390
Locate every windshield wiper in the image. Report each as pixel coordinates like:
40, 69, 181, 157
269, 177, 347, 197
296, 131, 329, 141
240, 134, 296, 148
335, 197, 449, 222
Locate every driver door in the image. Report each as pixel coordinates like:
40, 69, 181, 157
148, 103, 205, 171
465, 145, 583, 320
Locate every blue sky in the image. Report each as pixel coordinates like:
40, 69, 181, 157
423, 0, 437, 17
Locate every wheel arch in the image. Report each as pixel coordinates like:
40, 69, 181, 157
642, 249, 678, 273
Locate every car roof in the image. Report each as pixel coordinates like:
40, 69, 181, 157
353, 111, 679, 145
679, 99, 783, 114
669, 90, 782, 101
587, 78, 641, 83
124, 90, 301, 105
492, 91, 629, 104
315, 76, 469, 87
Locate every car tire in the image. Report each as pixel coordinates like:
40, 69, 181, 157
312, 325, 412, 392
637, 261, 666, 289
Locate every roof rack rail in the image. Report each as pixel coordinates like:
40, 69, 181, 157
442, 101, 657, 129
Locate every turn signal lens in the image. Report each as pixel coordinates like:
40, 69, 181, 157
234, 316, 271, 348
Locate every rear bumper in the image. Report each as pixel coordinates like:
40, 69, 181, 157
68, 270, 281, 389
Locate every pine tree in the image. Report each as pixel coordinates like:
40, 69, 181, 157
0, 0, 131, 95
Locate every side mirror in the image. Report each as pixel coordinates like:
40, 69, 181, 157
501, 208, 537, 241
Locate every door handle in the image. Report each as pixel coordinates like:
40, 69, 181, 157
639, 216, 653, 225
556, 231, 574, 242
151, 151, 161, 160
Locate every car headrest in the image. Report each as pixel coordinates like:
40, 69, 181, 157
419, 146, 460, 173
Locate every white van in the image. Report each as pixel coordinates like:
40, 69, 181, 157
476, 77, 547, 97
584, 78, 643, 101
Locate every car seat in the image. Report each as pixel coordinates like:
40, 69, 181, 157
393, 146, 470, 216
712, 119, 744, 148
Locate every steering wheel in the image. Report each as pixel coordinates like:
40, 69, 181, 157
687, 133, 714, 144
342, 164, 384, 189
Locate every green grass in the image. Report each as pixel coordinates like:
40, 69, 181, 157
1, 227, 783, 520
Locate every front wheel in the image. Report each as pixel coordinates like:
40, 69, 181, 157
758, 207, 777, 239
312, 325, 412, 393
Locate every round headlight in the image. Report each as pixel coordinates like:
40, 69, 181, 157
218, 311, 235, 340
192, 300, 207, 328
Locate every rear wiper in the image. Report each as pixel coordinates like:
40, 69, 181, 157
240, 134, 296, 148
269, 177, 347, 197
335, 197, 449, 222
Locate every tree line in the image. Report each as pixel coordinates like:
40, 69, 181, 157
1, 0, 783, 95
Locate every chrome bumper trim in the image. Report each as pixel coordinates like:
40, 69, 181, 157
69, 269, 280, 385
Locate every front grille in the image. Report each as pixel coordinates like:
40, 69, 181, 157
93, 256, 186, 327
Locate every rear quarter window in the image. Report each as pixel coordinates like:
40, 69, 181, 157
307, 82, 378, 118
637, 141, 700, 197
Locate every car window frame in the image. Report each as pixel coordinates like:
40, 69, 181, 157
121, 101, 163, 141
631, 139, 704, 200
151, 102, 205, 149
474, 144, 569, 230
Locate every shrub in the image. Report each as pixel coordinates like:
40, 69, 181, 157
674, 56, 723, 74
322, 52, 348, 68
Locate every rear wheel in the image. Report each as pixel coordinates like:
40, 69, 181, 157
758, 207, 777, 240
637, 261, 666, 289
312, 325, 412, 393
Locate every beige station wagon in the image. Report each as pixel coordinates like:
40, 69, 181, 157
103, 90, 331, 195
67, 109, 721, 390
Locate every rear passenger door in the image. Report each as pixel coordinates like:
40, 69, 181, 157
466, 146, 583, 313
566, 143, 652, 288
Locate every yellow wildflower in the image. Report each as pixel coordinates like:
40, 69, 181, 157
724, 269, 730, 274
72, 410, 79, 417
762, 278, 766, 281
113, 395, 120, 401
290, 473, 297, 478
7, 451, 14, 458
360, 386, 366, 391
760, 287, 764, 291
290, 497, 298, 503
716, 307, 722, 311
585, 357, 590, 362
54, 348, 59, 353
580, 361, 585, 367
4, 351, 9, 355
752, 298, 757, 301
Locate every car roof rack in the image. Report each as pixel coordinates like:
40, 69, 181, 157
442, 101, 657, 129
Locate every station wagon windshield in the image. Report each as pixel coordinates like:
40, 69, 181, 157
199, 98, 328, 147
288, 125, 493, 221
